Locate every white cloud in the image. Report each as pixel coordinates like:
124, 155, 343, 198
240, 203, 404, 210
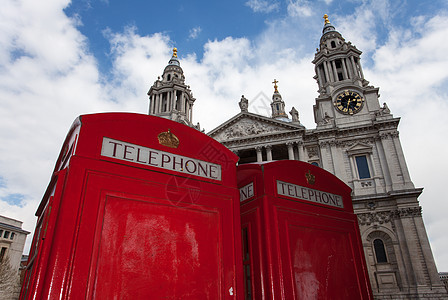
189, 26, 202, 39
287, 0, 314, 17
365, 12, 448, 272
245, 0, 280, 13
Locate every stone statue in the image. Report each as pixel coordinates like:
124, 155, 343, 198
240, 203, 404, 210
290, 107, 299, 123
382, 102, 390, 114
239, 95, 249, 112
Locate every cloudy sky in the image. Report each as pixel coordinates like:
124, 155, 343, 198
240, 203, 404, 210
1, 0, 448, 271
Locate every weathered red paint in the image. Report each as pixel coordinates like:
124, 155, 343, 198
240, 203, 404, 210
238, 161, 373, 299
20, 113, 243, 299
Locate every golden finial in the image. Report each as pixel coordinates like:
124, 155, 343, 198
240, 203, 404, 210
173, 48, 178, 58
272, 79, 279, 93
323, 14, 330, 24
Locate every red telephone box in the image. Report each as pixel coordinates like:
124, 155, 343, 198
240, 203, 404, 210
238, 161, 373, 299
20, 113, 243, 299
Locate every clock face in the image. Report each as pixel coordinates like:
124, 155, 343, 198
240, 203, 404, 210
334, 90, 364, 115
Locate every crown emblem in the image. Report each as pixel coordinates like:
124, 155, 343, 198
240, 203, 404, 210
158, 129, 179, 148
305, 170, 315, 185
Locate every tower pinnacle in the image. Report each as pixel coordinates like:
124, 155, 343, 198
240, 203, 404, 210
272, 79, 279, 93
323, 14, 330, 24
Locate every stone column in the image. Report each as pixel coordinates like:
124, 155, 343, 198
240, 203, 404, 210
265, 145, 273, 161
167, 92, 171, 112
319, 141, 334, 174
391, 132, 413, 188
157, 94, 162, 113
297, 141, 305, 161
345, 58, 353, 79
350, 56, 358, 78
341, 59, 348, 79
357, 58, 365, 79
317, 65, 325, 88
256, 146, 263, 162
324, 61, 333, 82
379, 132, 401, 190
287, 142, 294, 160
331, 60, 338, 81
172, 90, 176, 110
149, 95, 154, 114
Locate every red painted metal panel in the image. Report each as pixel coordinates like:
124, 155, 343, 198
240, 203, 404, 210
94, 196, 222, 299
21, 113, 243, 299
238, 161, 373, 299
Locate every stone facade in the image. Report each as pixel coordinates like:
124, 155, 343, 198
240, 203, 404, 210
147, 15, 448, 300
208, 15, 448, 300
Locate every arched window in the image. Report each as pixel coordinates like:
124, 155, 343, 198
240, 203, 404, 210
331, 41, 336, 48
373, 239, 388, 263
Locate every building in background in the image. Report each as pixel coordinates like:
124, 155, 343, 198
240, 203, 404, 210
0, 215, 30, 299
147, 15, 447, 299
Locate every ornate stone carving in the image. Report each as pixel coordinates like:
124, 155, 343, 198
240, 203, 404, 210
219, 119, 285, 140
307, 146, 319, 158
357, 211, 392, 226
391, 207, 422, 219
361, 181, 373, 187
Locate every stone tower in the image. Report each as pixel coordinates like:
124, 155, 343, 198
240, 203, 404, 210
309, 14, 446, 299
147, 48, 197, 128
270, 79, 289, 120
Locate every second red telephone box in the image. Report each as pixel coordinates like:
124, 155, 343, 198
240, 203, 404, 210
238, 161, 372, 299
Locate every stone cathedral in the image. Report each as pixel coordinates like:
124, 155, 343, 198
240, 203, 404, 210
148, 15, 447, 300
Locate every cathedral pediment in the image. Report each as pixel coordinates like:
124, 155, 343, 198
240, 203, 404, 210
208, 112, 303, 142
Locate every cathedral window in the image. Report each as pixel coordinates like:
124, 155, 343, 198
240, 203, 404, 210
331, 41, 336, 48
373, 239, 388, 263
355, 155, 371, 179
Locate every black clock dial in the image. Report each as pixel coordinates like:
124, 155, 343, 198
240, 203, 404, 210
334, 90, 364, 115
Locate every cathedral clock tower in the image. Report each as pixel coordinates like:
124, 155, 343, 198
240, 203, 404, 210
312, 14, 384, 128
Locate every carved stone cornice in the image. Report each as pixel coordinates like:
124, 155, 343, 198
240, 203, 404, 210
357, 206, 422, 225
378, 131, 399, 140
391, 206, 422, 219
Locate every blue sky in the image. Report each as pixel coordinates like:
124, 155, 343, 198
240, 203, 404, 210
1, 0, 448, 273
